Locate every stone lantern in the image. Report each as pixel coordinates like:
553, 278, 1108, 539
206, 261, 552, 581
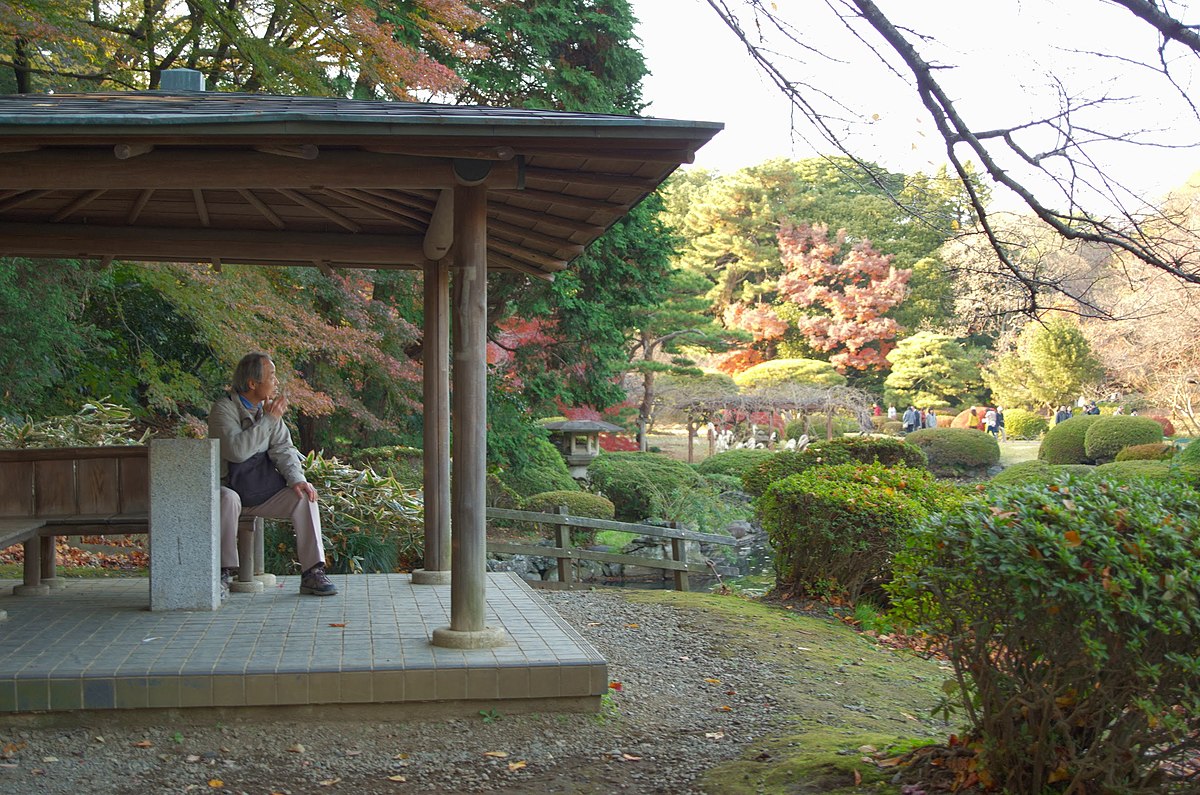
541, 419, 624, 478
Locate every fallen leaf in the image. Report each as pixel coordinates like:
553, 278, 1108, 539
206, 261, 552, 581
677, 656, 691, 661
703, 678, 721, 684
42, 756, 58, 763
318, 778, 342, 786
854, 769, 863, 785
345, 750, 362, 757
186, 754, 201, 763
877, 757, 903, 767
133, 740, 153, 748
393, 753, 409, 760
507, 760, 527, 771
705, 732, 725, 740
725, 690, 737, 696
1064, 530, 1082, 547
287, 743, 306, 753
484, 751, 509, 758
624, 623, 639, 629
386, 774, 407, 782
585, 622, 601, 626
329, 623, 346, 628
622, 753, 642, 761
717, 705, 732, 712
208, 780, 224, 789
608, 681, 622, 691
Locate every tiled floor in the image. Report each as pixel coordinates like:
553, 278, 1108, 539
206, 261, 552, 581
0, 572, 607, 714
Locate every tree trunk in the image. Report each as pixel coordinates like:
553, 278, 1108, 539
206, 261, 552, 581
13, 38, 30, 94
637, 369, 656, 453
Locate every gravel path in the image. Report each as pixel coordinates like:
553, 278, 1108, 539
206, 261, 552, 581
0, 590, 788, 794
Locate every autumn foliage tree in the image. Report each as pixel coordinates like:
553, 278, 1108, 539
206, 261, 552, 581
772, 223, 909, 371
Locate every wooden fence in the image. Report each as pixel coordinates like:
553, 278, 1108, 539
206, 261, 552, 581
485, 506, 737, 591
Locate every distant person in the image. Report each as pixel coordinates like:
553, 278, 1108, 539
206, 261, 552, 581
995, 406, 1006, 441
209, 352, 337, 599
1055, 406, 1072, 424
969, 407, 980, 431
925, 408, 938, 429
984, 407, 999, 437
1113, 406, 1124, 415
902, 405, 918, 433
887, 405, 897, 420
1085, 402, 1100, 416
873, 403, 882, 417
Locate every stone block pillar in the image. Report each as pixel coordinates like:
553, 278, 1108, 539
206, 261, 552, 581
150, 439, 221, 611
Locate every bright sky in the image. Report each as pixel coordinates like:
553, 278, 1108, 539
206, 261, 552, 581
631, 0, 1200, 206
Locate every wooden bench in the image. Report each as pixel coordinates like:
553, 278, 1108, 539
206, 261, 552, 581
0, 446, 270, 595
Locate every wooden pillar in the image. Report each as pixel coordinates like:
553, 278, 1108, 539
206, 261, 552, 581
686, 416, 695, 464
432, 184, 505, 649
412, 260, 452, 585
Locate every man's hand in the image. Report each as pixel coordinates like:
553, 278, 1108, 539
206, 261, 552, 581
293, 481, 317, 503
264, 393, 288, 419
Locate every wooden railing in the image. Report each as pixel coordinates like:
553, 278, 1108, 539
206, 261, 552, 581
485, 506, 737, 591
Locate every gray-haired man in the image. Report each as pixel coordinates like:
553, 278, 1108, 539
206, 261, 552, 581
207, 353, 337, 597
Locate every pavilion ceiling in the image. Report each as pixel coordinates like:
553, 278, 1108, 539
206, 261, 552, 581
0, 92, 722, 279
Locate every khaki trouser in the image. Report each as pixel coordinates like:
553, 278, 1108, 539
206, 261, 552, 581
219, 486, 326, 572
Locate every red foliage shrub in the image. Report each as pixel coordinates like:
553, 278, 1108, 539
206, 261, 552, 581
1148, 415, 1176, 436
599, 433, 638, 452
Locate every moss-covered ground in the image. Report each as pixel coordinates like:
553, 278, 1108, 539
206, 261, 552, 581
620, 589, 953, 794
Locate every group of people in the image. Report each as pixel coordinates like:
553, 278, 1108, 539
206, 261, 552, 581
900, 405, 938, 433
969, 406, 1007, 440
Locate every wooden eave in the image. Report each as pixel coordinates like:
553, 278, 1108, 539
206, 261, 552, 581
0, 92, 722, 278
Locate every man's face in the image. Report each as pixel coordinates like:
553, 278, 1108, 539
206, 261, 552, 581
246, 358, 278, 404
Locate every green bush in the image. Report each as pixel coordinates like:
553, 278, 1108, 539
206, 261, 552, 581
890, 479, 1200, 793
882, 420, 903, 435
1001, 408, 1047, 440
758, 462, 949, 602
349, 445, 423, 489
522, 490, 616, 546
741, 436, 926, 496
695, 448, 775, 479
700, 472, 744, 493
587, 452, 705, 523
1038, 414, 1104, 464
731, 358, 846, 389
1114, 442, 1175, 461
1089, 460, 1200, 487
989, 461, 1094, 488
268, 451, 424, 575
1082, 416, 1164, 463
904, 427, 999, 476
1179, 439, 1200, 465
499, 436, 579, 498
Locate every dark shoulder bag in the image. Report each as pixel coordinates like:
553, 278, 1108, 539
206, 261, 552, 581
226, 450, 287, 507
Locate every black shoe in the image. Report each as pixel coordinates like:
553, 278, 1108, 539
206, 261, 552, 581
300, 564, 338, 596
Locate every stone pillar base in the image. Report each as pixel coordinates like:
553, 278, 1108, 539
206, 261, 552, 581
431, 626, 507, 649
230, 580, 264, 593
13, 584, 49, 596
411, 569, 451, 586
42, 577, 65, 589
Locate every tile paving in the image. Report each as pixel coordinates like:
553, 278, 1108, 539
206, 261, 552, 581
0, 572, 607, 714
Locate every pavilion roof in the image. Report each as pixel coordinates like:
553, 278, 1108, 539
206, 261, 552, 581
0, 91, 722, 278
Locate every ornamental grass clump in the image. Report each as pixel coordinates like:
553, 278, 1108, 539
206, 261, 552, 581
889, 478, 1200, 793
268, 451, 424, 575
757, 462, 949, 602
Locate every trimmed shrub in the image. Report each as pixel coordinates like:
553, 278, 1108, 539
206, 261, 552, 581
731, 357, 846, 389
500, 436, 579, 497
1114, 442, 1175, 462
700, 472, 744, 493
1090, 460, 1200, 487
587, 452, 705, 523
521, 490, 615, 520
1178, 439, 1200, 465
1038, 414, 1104, 464
988, 459, 1053, 487
741, 436, 927, 496
1082, 415, 1164, 464
1001, 408, 1047, 440
882, 420, 903, 435
695, 448, 775, 479
890, 479, 1200, 793
759, 462, 948, 602
1148, 415, 1175, 436
905, 427, 999, 477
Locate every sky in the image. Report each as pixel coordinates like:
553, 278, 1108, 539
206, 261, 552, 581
630, 0, 1200, 207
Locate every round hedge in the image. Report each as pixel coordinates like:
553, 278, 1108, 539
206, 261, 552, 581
1082, 416, 1164, 464
1114, 442, 1175, 462
758, 462, 945, 601
1037, 414, 1104, 464
587, 452, 705, 523
1089, 460, 1200, 487
740, 435, 927, 496
990, 462, 1096, 488
695, 448, 776, 479
521, 490, 615, 520
1178, 439, 1200, 465
905, 427, 1000, 476
1002, 408, 1048, 440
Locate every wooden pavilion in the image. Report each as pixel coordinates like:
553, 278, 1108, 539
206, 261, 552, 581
0, 79, 721, 649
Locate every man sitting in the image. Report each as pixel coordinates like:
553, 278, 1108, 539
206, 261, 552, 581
208, 353, 337, 598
